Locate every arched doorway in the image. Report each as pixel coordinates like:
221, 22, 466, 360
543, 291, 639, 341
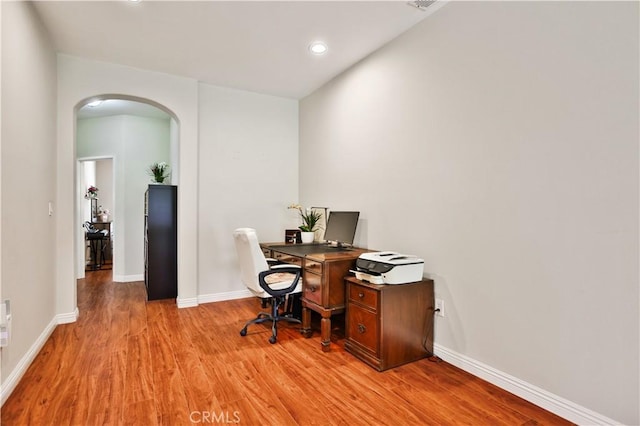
74, 95, 179, 285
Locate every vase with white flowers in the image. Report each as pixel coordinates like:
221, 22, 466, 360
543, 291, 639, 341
148, 162, 170, 184
288, 204, 322, 243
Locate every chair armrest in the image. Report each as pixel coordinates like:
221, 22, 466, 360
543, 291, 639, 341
258, 267, 302, 297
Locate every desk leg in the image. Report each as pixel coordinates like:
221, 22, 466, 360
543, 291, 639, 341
320, 313, 331, 352
300, 306, 312, 338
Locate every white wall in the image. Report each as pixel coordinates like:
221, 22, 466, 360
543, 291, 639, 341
300, 1, 638, 424
81, 160, 96, 222
1, 1, 57, 384
95, 159, 113, 219
57, 55, 199, 311
169, 118, 179, 186
197, 84, 298, 299
77, 116, 170, 280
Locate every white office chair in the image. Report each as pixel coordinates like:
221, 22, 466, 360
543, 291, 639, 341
233, 228, 302, 344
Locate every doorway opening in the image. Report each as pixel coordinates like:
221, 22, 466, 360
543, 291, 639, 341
78, 158, 114, 274
75, 96, 178, 283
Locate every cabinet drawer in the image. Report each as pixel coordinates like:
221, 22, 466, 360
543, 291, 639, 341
304, 258, 323, 275
272, 251, 302, 267
303, 271, 322, 305
261, 247, 271, 258
347, 304, 378, 354
349, 283, 378, 311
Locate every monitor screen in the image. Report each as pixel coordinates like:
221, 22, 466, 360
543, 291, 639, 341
323, 211, 360, 246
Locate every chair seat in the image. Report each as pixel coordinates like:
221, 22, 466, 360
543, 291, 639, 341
264, 272, 299, 287
248, 278, 302, 299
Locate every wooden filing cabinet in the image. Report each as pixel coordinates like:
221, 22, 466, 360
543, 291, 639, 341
345, 276, 434, 371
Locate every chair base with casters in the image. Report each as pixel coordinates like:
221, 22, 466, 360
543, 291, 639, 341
240, 293, 302, 344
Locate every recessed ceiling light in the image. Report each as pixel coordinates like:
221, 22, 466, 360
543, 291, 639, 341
309, 41, 328, 55
87, 100, 103, 108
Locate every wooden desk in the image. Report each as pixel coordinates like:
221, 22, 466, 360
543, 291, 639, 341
261, 243, 370, 351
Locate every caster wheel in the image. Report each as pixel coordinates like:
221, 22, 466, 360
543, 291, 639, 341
240, 328, 247, 337
269, 336, 277, 344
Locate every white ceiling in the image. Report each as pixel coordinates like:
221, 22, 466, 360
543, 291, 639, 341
33, 0, 442, 101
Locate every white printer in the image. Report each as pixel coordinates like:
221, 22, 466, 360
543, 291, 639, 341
352, 251, 424, 285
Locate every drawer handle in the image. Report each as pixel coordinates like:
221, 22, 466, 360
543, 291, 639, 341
358, 292, 364, 299
357, 324, 366, 334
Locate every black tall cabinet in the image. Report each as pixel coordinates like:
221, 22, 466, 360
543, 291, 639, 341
144, 184, 177, 300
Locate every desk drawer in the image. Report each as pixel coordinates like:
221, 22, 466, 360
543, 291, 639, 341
347, 304, 378, 354
272, 251, 302, 267
349, 283, 378, 311
261, 247, 272, 258
303, 271, 322, 305
304, 258, 323, 275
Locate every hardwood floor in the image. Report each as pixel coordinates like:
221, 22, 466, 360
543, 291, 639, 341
1, 271, 571, 425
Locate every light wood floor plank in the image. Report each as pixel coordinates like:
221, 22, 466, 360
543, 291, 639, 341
124, 333, 156, 403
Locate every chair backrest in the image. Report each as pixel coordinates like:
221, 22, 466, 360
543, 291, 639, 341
233, 228, 270, 294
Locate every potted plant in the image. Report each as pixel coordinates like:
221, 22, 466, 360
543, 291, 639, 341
288, 204, 323, 243
148, 162, 170, 184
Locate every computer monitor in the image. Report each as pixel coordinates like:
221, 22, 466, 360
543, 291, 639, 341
323, 211, 360, 247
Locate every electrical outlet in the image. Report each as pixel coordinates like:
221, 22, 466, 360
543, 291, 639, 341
435, 298, 445, 317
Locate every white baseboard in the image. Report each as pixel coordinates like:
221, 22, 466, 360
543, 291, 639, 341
112, 274, 143, 283
56, 307, 79, 324
198, 289, 252, 305
433, 343, 619, 425
176, 297, 198, 309
177, 290, 252, 308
